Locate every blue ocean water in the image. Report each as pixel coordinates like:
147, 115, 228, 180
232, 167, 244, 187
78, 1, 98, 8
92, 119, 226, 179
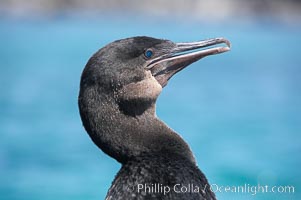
0, 15, 300, 200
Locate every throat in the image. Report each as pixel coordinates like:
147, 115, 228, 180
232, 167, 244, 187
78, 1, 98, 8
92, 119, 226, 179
78, 88, 195, 164
118, 99, 154, 117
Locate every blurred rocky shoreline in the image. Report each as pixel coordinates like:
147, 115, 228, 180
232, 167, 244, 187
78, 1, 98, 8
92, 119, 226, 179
1, 0, 300, 24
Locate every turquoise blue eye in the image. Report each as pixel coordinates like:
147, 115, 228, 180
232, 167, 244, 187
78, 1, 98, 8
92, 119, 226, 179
144, 49, 153, 58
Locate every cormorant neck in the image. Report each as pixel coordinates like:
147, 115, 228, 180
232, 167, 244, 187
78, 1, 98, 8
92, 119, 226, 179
78, 85, 195, 164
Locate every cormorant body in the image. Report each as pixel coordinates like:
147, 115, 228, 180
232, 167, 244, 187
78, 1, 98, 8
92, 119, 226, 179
78, 36, 230, 199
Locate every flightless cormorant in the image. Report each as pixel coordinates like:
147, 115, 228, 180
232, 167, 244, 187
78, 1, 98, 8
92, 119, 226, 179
78, 36, 230, 200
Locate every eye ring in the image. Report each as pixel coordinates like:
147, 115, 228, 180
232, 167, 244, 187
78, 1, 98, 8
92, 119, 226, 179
144, 49, 153, 59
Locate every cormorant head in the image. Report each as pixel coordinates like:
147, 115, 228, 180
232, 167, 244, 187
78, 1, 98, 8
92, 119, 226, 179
80, 36, 230, 115
79, 36, 230, 163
